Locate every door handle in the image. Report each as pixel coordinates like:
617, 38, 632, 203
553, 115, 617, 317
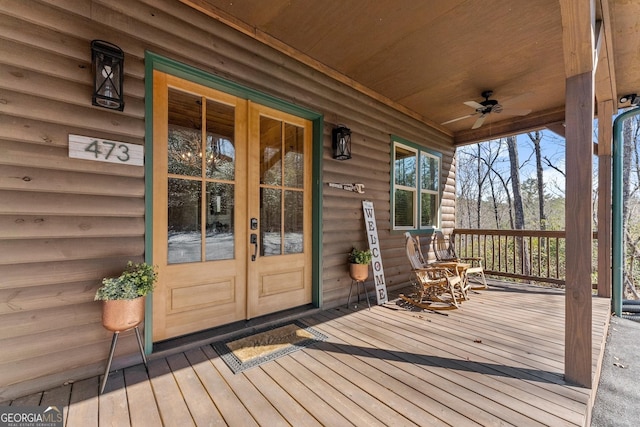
250, 233, 258, 261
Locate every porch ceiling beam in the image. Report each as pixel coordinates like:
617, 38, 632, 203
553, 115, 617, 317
560, 0, 595, 78
545, 121, 566, 138
560, 0, 595, 389
594, 0, 617, 105
452, 107, 565, 146
593, 20, 603, 70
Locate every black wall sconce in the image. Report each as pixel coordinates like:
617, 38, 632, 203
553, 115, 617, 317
619, 93, 639, 107
332, 125, 352, 160
91, 40, 125, 111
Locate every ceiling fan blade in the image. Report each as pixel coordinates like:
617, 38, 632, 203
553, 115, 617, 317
500, 107, 532, 116
472, 114, 487, 129
464, 101, 484, 110
441, 113, 476, 125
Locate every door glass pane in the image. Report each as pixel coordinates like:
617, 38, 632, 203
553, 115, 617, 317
168, 88, 202, 177
206, 182, 234, 261
260, 117, 282, 186
394, 188, 415, 227
167, 89, 238, 265
206, 99, 235, 180
284, 123, 304, 188
284, 190, 303, 254
261, 188, 281, 256
168, 178, 202, 264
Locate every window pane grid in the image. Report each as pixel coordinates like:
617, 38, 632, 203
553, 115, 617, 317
393, 141, 441, 231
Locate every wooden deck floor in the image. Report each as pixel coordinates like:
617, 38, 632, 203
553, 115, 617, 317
4, 281, 610, 426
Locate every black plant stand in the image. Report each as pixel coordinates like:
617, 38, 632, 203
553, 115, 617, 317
346, 279, 371, 310
100, 325, 148, 394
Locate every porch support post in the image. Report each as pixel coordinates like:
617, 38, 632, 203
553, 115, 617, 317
565, 71, 595, 388
597, 99, 613, 298
560, 0, 595, 388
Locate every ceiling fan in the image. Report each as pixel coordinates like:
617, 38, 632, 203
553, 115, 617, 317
441, 90, 532, 130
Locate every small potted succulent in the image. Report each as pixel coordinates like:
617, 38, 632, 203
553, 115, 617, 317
348, 247, 372, 281
95, 261, 158, 332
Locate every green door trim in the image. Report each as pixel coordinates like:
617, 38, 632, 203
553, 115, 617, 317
143, 52, 324, 353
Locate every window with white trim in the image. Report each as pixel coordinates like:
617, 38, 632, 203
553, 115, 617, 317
392, 139, 441, 230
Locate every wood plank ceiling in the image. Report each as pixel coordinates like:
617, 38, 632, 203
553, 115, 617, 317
183, 0, 640, 145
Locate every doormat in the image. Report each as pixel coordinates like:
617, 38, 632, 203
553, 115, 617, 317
212, 321, 328, 374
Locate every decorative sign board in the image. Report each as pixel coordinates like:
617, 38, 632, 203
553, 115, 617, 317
362, 200, 388, 304
69, 134, 144, 166
327, 182, 365, 194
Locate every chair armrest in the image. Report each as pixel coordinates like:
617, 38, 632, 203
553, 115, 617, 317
414, 265, 455, 277
429, 261, 459, 268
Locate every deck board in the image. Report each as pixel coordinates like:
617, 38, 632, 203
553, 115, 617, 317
65, 376, 98, 427
312, 310, 541, 426
6, 281, 611, 427
317, 308, 571, 426
183, 348, 259, 427
201, 345, 290, 426
290, 346, 409, 426
303, 324, 473, 426
124, 364, 163, 427
248, 362, 329, 427
40, 383, 71, 426
98, 369, 131, 427
165, 353, 226, 426
282, 352, 387, 427
147, 357, 195, 427
365, 306, 586, 424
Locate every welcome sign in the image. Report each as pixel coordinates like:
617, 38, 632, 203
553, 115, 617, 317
362, 200, 388, 304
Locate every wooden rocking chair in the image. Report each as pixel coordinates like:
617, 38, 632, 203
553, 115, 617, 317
433, 231, 487, 290
401, 233, 463, 310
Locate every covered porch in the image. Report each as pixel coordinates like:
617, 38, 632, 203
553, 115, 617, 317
2, 0, 639, 406
5, 280, 610, 426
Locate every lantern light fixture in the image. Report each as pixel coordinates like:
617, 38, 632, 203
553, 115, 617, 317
332, 125, 352, 160
91, 40, 125, 111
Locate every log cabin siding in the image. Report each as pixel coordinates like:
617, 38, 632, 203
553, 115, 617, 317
0, 0, 455, 398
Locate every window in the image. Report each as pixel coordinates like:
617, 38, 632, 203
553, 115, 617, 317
392, 138, 441, 230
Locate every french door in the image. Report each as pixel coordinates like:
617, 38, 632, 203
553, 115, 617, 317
152, 72, 312, 341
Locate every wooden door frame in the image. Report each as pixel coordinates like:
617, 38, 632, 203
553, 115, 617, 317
143, 52, 323, 353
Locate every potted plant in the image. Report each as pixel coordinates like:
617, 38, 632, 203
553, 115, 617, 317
95, 261, 158, 332
348, 247, 372, 281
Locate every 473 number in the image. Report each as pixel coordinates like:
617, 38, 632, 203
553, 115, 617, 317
85, 140, 130, 162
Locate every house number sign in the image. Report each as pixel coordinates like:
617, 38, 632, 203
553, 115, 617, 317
68, 134, 143, 166
362, 200, 388, 304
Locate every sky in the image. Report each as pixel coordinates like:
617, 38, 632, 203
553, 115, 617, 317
516, 131, 566, 198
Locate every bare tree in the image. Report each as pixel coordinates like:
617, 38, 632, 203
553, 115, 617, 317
455, 146, 480, 228
528, 131, 547, 230
479, 142, 505, 228
507, 136, 526, 230
507, 135, 530, 275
